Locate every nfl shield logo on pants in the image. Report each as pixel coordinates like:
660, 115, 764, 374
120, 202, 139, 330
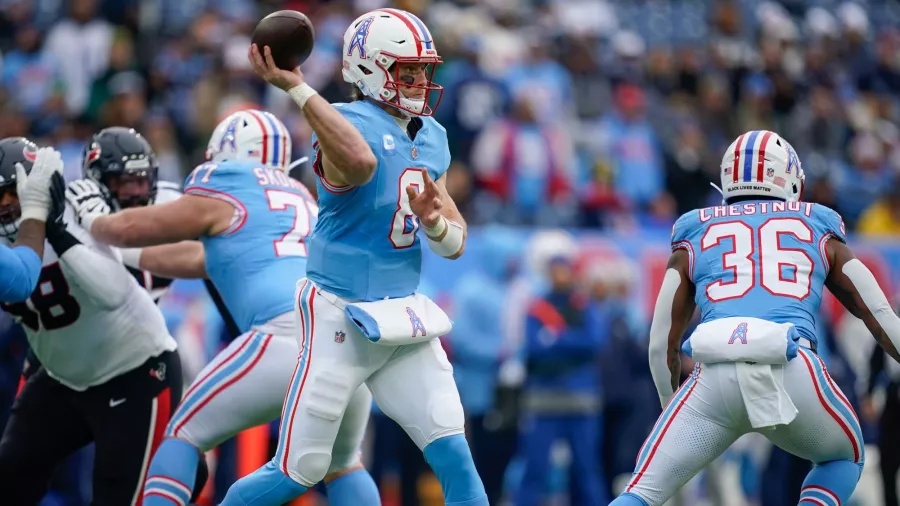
334, 331, 346, 343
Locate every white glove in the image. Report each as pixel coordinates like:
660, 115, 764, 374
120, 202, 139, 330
65, 179, 111, 231
17, 147, 64, 222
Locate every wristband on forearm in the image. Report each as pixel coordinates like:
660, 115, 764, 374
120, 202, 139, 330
288, 83, 318, 110
423, 216, 464, 258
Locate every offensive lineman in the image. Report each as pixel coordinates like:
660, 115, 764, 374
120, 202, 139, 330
611, 130, 900, 505
218, 8, 487, 505
0, 136, 183, 505
66, 110, 380, 506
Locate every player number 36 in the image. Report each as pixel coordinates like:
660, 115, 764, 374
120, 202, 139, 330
701, 218, 815, 302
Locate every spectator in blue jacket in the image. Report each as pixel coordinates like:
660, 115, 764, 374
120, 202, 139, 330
515, 252, 610, 505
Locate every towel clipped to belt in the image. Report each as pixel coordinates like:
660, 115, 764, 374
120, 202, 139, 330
345, 293, 452, 346
683, 316, 801, 429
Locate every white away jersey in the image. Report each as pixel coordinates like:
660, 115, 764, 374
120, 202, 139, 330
0, 205, 176, 390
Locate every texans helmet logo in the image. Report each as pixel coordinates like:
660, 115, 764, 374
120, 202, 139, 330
86, 143, 102, 164
22, 146, 37, 163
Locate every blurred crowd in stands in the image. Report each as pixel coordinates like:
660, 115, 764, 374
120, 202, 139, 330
1, 0, 899, 233
2, 0, 900, 505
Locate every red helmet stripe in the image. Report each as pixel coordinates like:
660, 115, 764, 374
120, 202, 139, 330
755, 131, 773, 183
732, 134, 745, 184
245, 110, 270, 165
376, 8, 422, 56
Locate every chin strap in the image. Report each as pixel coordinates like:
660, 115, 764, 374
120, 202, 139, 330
710, 182, 725, 204
286, 156, 309, 175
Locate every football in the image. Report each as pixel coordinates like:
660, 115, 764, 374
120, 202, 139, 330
251, 10, 316, 71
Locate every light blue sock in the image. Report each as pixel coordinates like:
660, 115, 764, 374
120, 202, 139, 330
798, 459, 863, 505
326, 469, 381, 505
221, 460, 308, 506
143, 438, 199, 506
423, 434, 487, 506
609, 492, 651, 506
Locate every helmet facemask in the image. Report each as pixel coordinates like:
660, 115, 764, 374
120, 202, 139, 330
0, 174, 22, 239
101, 166, 158, 210
373, 53, 443, 116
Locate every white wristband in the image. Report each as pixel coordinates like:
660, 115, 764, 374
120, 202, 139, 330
423, 216, 448, 239
81, 213, 97, 234
288, 83, 318, 110
119, 247, 143, 269
19, 205, 48, 223
426, 220, 464, 258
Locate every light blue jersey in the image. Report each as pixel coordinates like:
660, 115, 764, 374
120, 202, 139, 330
0, 244, 41, 302
184, 161, 317, 332
672, 200, 847, 347
306, 100, 451, 301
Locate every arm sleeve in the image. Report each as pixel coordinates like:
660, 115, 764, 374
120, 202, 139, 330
0, 245, 42, 302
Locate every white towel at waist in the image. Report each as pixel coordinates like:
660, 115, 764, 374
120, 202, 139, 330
736, 362, 798, 429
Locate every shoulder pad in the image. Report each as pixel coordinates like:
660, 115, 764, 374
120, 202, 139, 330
671, 210, 700, 246
811, 203, 847, 243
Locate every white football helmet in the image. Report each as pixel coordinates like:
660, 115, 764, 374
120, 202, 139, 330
719, 130, 805, 203
206, 109, 292, 171
342, 8, 443, 116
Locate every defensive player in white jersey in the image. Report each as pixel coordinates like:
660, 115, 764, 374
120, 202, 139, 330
66, 110, 379, 506
219, 9, 487, 506
610, 130, 900, 506
0, 135, 183, 506
0, 139, 66, 302
79, 126, 185, 301
18, 128, 189, 383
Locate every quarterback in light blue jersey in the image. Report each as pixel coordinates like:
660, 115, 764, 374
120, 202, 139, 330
610, 131, 900, 506
220, 7, 487, 506
66, 110, 378, 506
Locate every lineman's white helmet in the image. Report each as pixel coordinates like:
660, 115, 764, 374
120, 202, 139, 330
341, 8, 443, 116
206, 110, 292, 171
720, 130, 805, 203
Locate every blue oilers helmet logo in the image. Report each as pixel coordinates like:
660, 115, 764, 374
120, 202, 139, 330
219, 116, 241, 153
785, 144, 800, 175
347, 16, 375, 59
